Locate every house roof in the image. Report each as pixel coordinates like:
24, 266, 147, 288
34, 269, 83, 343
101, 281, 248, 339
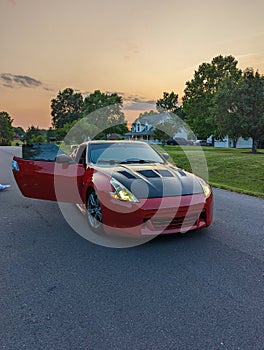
133, 112, 172, 126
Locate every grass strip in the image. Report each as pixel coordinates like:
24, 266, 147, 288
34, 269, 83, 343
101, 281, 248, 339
163, 146, 264, 199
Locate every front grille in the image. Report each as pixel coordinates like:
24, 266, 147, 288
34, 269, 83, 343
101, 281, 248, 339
143, 204, 205, 231
150, 214, 199, 230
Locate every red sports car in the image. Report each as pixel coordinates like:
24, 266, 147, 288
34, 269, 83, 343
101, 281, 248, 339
12, 141, 213, 236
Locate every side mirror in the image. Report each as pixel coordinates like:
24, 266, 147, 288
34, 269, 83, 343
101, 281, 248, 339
162, 153, 169, 160
55, 154, 74, 164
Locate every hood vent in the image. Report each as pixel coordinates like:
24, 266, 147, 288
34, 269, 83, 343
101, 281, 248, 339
119, 169, 176, 179
172, 168, 187, 177
118, 170, 137, 179
156, 170, 174, 177
137, 170, 160, 178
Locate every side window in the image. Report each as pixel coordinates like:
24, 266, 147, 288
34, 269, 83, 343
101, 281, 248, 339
22, 143, 62, 161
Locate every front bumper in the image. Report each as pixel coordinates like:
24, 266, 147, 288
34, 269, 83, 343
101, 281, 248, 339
100, 192, 213, 236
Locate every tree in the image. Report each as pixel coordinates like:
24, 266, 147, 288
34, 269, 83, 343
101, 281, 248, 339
234, 68, 264, 153
13, 126, 25, 140
0, 111, 14, 145
156, 91, 185, 119
135, 110, 156, 122
51, 88, 83, 129
56, 119, 100, 144
214, 78, 242, 148
46, 127, 57, 142
24, 126, 46, 144
182, 55, 242, 139
214, 68, 264, 153
82, 90, 127, 137
153, 121, 178, 145
101, 123, 129, 138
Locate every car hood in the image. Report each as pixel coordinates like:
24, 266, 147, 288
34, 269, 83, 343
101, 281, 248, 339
96, 163, 204, 198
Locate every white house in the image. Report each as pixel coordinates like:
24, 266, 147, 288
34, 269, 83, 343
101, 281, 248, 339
214, 136, 252, 148
125, 112, 189, 143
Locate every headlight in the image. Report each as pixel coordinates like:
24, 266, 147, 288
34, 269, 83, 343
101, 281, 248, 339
109, 177, 139, 202
198, 178, 211, 198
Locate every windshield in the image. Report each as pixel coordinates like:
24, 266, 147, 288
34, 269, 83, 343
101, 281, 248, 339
89, 142, 164, 165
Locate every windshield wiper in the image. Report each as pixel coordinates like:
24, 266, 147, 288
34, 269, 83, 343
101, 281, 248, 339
96, 159, 122, 165
96, 159, 162, 165
119, 159, 159, 164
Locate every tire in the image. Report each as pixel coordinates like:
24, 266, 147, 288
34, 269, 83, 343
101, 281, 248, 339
86, 189, 103, 233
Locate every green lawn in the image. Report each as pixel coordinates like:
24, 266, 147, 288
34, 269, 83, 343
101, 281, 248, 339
162, 146, 264, 199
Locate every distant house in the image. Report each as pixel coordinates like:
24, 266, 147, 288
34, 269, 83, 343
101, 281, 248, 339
214, 136, 252, 148
125, 112, 189, 143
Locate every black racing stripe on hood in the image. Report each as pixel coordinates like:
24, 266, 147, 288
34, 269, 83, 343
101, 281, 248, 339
95, 163, 203, 198
112, 168, 203, 198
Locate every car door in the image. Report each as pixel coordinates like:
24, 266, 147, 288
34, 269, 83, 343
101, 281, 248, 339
12, 143, 86, 203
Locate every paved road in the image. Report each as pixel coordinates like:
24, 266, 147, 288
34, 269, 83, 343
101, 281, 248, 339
0, 146, 263, 350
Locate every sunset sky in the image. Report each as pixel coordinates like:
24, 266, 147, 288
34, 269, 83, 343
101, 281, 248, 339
1, 0, 264, 129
